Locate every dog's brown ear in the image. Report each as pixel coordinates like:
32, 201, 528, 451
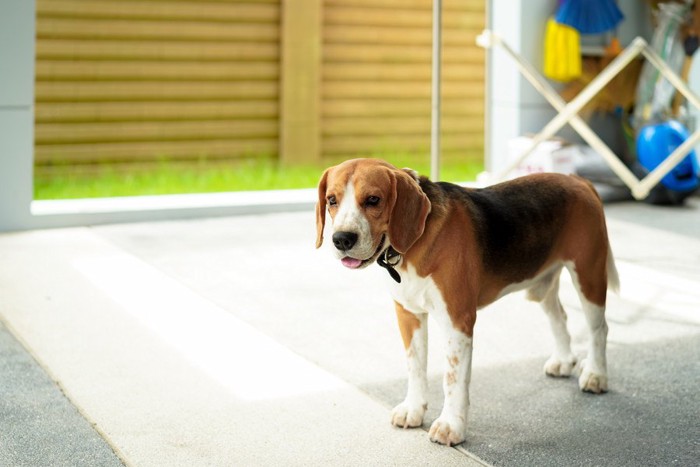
388, 170, 431, 254
315, 169, 330, 248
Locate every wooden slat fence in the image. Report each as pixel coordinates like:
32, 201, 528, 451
35, 0, 280, 173
322, 0, 485, 164
35, 0, 485, 174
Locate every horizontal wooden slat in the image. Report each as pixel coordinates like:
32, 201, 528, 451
37, 39, 278, 62
35, 138, 278, 164
322, 98, 483, 118
36, 100, 278, 123
36, 119, 277, 145
37, 1, 279, 23
323, 62, 484, 81
325, 5, 484, 29
324, 25, 481, 47
323, 133, 484, 155
321, 152, 484, 171
323, 116, 484, 136
324, 43, 484, 64
36, 81, 278, 102
34, 157, 279, 178
36, 60, 278, 81
324, 0, 484, 11
322, 81, 484, 99
37, 17, 279, 42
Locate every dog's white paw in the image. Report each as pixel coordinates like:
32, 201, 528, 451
391, 400, 426, 429
544, 354, 577, 377
579, 370, 608, 393
428, 415, 466, 446
579, 360, 608, 393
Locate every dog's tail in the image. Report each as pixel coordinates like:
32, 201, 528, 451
607, 240, 620, 295
581, 177, 620, 295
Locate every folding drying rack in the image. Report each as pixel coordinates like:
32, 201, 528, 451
477, 30, 700, 200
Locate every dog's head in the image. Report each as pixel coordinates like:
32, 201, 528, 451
315, 158, 431, 269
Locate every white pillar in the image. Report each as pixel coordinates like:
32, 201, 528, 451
0, 0, 35, 231
486, 0, 557, 173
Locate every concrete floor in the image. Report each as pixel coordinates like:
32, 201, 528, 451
0, 198, 698, 466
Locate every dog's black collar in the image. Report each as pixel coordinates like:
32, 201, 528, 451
377, 246, 402, 283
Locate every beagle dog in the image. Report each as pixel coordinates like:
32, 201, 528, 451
315, 158, 618, 446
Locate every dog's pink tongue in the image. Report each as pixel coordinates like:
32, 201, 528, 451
341, 257, 363, 269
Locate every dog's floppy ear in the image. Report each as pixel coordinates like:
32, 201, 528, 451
388, 169, 431, 254
315, 168, 330, 249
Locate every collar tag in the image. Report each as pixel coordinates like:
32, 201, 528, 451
377, 247, 401, 283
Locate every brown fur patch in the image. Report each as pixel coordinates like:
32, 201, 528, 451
395, 301, 422, 350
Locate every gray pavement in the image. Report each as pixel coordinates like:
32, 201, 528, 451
0, 197, 699, 466
0, 322, 124, 466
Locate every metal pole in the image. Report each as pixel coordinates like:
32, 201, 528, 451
430, 0, 442, 182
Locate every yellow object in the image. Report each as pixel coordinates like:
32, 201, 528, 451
543, 17, 582, 82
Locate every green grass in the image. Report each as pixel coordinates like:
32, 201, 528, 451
34, 155, 484, 200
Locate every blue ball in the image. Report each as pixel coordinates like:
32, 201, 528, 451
636, 121, 700, 193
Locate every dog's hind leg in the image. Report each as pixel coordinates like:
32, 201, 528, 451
566, 261, 609, 393
528, 267, 577, 377
577, 299, 608, 393
391, 302, 428, 429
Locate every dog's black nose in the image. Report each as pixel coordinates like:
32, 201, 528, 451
332, 231, 358, 251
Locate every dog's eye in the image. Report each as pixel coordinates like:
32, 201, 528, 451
365, 196, 380, 207
327, 195, 337, 206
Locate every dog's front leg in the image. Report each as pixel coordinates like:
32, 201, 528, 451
391, 302, 428, 429
429, 323, 473, 447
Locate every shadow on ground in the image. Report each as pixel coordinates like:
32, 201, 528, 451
361, 333, 700, 467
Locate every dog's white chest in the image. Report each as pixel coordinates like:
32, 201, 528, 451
386, 261, 443, 315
